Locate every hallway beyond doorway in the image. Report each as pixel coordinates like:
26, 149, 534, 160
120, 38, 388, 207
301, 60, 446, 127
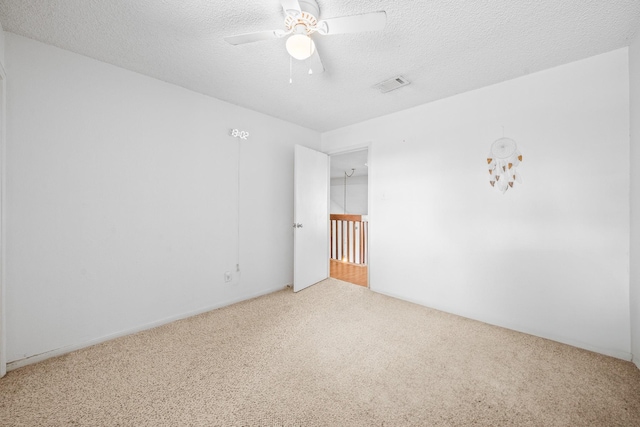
329, 148, 369, 288
330, 259, 368, 287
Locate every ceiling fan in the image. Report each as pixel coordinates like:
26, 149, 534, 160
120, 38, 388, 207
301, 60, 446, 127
224, 0, 387, 75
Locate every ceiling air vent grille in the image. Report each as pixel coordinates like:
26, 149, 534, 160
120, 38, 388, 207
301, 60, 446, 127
374, 75, 410, 93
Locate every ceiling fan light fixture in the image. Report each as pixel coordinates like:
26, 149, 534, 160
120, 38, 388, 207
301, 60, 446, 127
286, 34, 315, 60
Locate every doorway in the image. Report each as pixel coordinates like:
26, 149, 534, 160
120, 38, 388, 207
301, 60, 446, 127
329, 149, 369, 287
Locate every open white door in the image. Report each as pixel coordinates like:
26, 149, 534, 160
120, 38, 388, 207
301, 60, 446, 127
293, 145, 329, 292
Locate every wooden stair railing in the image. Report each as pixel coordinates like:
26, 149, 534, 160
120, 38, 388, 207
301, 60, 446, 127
330, 214, 368, 265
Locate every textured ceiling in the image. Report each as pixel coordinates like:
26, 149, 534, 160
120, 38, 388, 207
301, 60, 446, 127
1, 1, 639, 132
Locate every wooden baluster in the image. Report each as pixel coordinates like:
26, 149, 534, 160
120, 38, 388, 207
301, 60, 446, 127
360, 221, 364, 264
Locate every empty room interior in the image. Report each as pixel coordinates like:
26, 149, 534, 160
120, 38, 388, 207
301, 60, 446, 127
1, 0, 640, 425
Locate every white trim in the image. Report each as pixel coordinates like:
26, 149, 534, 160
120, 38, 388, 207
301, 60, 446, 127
373, 288, 633, 362
0, 62, 6, 378
325, 142, 371, 157
7, 285, 287, 371
326, 153, 331, 280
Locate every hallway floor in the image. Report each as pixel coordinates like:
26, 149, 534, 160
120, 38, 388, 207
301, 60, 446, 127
330, 259, 368, 287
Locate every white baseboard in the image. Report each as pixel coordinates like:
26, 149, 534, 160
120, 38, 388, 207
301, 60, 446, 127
7, 285, 287, 372
372, 288, 633, 362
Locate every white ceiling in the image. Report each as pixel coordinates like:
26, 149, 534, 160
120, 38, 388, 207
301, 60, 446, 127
1, 1, 639, 132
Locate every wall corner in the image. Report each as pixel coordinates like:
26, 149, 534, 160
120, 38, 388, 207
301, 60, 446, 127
0, 20, 5, 377
630, 26, 640, 370
0, 22, 5, 71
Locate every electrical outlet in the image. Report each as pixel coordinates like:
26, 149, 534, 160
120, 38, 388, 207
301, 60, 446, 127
224, 271, 232, 282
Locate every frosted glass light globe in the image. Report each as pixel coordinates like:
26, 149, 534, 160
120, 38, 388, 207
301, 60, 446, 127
286, 34, 315, 60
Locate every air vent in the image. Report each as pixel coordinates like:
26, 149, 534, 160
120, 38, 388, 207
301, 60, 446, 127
374, 75, 410, 93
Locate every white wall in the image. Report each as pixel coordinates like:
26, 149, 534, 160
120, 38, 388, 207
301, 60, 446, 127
0, 24, 6, 376
630, 31, 640, 369
330, 175, 368, 215
5, 33, 320, 364
0, 25, 5, 68
322, 48, 631, 359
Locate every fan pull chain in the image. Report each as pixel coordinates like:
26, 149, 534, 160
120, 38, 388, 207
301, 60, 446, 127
289, 56, 293, 84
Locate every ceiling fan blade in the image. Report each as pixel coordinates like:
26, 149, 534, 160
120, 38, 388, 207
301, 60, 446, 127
281, 0, 302, 16
306, 47, 325, 75
224, 30, 286, 45
317, 11, 386, 35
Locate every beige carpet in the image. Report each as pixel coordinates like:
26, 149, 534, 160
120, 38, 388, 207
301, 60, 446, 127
1, 278, 640, 426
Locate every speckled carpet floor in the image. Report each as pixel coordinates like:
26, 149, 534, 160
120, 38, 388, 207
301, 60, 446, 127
1, 278, 640, 426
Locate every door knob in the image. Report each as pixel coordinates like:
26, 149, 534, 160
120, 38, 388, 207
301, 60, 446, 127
295, 223, 303, 228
